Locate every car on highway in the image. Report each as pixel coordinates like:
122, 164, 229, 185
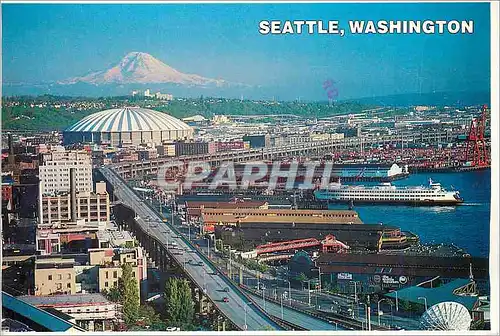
166, 327, 180, 332
222, 297, 229, 302
195, 261, 203, 266
223, 287, 229, 292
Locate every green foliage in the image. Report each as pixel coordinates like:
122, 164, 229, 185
2, 95, 372, 131
244, 259, 268, 273
124, 240, 135, 248
296, 272, 309, 283
164, 277, 181, 325
119, 263, 140, 325
329, 286, 340, 294
164, 277, 195, 330
399, 299, 411, 312
136, 304, 165, 330
178, 279, 195, 330
102, 286, 121, 303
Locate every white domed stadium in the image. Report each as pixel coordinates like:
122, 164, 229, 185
64, 107, 193, 146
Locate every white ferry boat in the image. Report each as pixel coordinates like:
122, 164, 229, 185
314, 179, 463, 205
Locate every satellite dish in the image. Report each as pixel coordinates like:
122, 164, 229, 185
420, 302, 472, 331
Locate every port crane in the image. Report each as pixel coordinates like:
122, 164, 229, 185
464, 105, 489, 168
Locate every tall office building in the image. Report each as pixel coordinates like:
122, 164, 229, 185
39, 148, 93, 195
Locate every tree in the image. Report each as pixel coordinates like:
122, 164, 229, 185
178, 279, 195, 330
164, 277, 181, 326
102, 286, 121, 302
119, 263, 140, 325
137, 304, 166, 330
164, 278, 195, 330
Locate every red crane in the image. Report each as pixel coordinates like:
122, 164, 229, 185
464, 104, 489, 167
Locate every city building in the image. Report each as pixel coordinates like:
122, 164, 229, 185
182, 115, 208, 124
96, 230, 135, 249
34, 257, 77, 296
2, 292, 85, 332
174, 141, 217, 156
184, 200, 269, 221
18, 293, 120, 331
214, 222, 410, 252
313, 249, 489, 295
39, 182, 110, 225
242, 134, 270, 148
90, 247, 147, 296
63, 107, 193, 147
137, 148, 158, 161
214, 141, 250, 152
2, 172, 14, 225
39, 148, 93, 195
155, 92, 173, 100
212, 115, 230, 124
201, 208, 363, 231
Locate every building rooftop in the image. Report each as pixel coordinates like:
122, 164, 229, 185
385, 278, 479, 311
19, 293, 113, 308
2, 292, 84, 332
186, 200, 268, 209
65, 107, 192, 133
35, 257, 75, 265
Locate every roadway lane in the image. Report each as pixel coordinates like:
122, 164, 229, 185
100, 167, 281, 331
247, 292, 341, 330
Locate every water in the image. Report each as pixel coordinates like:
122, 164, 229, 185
329, 170, 491, 257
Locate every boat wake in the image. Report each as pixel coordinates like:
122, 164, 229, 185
461, 203, 483, 206
428, 206, 456, 213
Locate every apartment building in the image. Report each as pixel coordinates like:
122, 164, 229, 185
39, 182, 110, 225
34, 257, 77, 296
39, 148, 92, 195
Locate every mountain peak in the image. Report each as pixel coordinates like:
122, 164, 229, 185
60, 52, 226, 86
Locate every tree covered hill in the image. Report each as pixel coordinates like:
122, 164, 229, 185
2, 95, 372, 131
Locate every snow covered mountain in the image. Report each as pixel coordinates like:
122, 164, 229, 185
59, 52, 227, 86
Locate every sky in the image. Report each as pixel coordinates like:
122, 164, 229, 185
2, 2, 491, 100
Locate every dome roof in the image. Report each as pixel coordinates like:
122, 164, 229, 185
65, 107, 192, 133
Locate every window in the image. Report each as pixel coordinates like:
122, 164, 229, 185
58, 274, 62, 280
67, 274, 71, 279
105, 281, 109, 287
67, 283, 71, 288
113, 271, 118, 278
106, 271, 109, 279
48, 275, 53, 280
56, 283, 62, 290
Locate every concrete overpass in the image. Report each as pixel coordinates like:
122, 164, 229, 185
99, 166, 283, 331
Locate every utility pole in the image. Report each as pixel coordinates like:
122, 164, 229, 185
308, 280, 311, 306
367, 294, 372, 331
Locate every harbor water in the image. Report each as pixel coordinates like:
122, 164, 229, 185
329, 170, 491, 258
